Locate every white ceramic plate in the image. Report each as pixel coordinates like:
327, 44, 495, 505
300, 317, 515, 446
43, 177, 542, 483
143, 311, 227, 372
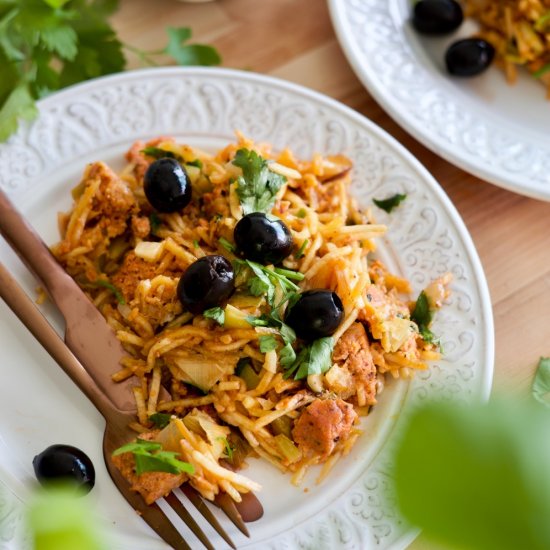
0, 67, 493, 549
329, 0, 550, 201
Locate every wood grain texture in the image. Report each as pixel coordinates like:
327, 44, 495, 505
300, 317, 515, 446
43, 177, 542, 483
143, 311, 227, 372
111, 1, 550, 547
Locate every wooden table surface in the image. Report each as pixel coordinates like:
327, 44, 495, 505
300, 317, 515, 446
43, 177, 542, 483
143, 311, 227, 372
112, 1, 547, 547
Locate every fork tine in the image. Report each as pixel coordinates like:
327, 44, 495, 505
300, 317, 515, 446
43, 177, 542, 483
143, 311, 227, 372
104, 459, 192, 550
165, 492, 215, 550
181, 484, 237, 549
214, 492, 250, 538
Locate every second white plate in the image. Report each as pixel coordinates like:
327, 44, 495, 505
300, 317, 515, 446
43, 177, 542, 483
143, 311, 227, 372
329, 0, 550, 200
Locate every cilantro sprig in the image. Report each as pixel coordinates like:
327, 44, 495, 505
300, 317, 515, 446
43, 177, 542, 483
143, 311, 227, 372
232, 149, 287, 215
283, 337, 334, 380
411, 290, 436, 344
113, 439, 195, 476
373, 193, 407, 213
0, 1, 221, 142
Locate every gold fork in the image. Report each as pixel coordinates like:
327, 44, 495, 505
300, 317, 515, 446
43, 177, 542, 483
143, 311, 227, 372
0, 188, 263, 540
0, 260, 242, 549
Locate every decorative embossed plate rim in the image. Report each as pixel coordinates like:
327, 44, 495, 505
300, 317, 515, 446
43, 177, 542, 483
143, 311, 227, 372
0, 67, 493, 549
328, 0, 550, 201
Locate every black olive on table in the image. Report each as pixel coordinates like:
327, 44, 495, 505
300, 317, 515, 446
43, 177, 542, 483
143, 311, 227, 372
33, 444, 95, 493
412, 0, 463, 35
285, 289, 344, 341
445, 38, 495, 76
143, 157, 192, 213
177, 255, 235, 314
234, 213, 294, 265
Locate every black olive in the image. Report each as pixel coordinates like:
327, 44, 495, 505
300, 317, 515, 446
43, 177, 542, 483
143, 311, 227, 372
412, 0, 463, 35
143, 158, 192, 213
33, 444, 95, 493
177, 255, 235, 314
285, 290, 344, 341
445, 38, 495, 76
234, 213, 293, 265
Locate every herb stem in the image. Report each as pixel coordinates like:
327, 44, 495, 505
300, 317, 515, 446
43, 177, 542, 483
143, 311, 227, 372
122, 43, 160, 67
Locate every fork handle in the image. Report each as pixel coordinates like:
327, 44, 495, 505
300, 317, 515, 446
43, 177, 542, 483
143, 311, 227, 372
0, 189, 77, 308
0, 261, 114, 420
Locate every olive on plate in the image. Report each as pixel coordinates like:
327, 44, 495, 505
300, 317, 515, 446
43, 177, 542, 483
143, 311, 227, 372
285, 289, 344, 341
445, 38, 495, 76
234, 213, 293, 265
33, 444, 95, 493
177, 255, 235, 313
412, 0, 463, 35
143, 157, 192, 213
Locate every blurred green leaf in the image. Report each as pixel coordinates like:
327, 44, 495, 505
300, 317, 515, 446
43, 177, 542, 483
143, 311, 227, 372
28, 486, 106, 550
393, 398, 550, 550
165, 26, 221, 66
0, 83, 38, 141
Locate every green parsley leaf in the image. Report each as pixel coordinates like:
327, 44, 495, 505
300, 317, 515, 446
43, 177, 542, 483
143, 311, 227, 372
193, 239, 199, 249
164, 27, 221, 66
141, 146, 179, 160
248, 274, 272, 298
259, 335, 278, 353
296, 208, 307, 219
411, 290, 435, 343
0, 83, 38, 142
149, 212, 161, 234
40, 25, 78, 61
203, 306, 225, 325
532, 357, 550, 407
113, 438, 195, 476
217, 436, 234, 461
373, 193, 407, 213
149, 412, 172, 429
295, 239, 308, 259
112, 439, 162, 456
284, 337, 334, 380
273, 267, 305, 281
219, 237, 235, 253
187, 158, 203, 169
279, 342, 297, 368
232, 148, 287, 215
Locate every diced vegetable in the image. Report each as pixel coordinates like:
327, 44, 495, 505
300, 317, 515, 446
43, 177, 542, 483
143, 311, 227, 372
235, 358, 261, 390
274, 434, 302, 464
224, 304, 251, 329
134, 241, 165, 262
270, 415, 293, 439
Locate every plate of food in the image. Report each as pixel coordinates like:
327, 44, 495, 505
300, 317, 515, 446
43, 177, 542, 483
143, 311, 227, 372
0, 67, 493, 549
328, 0, 550, 201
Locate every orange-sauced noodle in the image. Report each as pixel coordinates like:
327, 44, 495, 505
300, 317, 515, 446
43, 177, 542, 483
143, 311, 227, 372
464, 0, 550, 95
51, 133, 451, 505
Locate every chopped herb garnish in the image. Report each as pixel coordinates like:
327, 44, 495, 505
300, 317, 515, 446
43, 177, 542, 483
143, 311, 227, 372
149, 413, 172, 429
296, 208, 307, 219
533, 63, 550, 79
373, 193, 407, 213
141, 146, 180, 160
295, 239, 308, 259
232, 148, 286, 215
93, 279, 125, 305
149, 212, 161, 234
217, 436, 234, 461
284, 337, 334, 380
219, 237, 236, 253
203, 306, 225, 325
187, 158, 203, 169
411, 291, 436, 344
279, 342, 297, 368
193, 239, 200, 248
273, 267, 305, 281
259, 335, 278, 353
113, 439, 195, 476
